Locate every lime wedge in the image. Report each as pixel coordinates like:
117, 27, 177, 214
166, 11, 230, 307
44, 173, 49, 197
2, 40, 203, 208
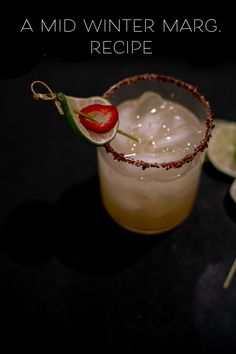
214, 119, 230, 127
207, 120, 236, 178
230, 179, 236, 203
57, 93, 119, 146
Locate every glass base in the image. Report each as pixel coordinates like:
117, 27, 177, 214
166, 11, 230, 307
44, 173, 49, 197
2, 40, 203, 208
104, 205, 189, 235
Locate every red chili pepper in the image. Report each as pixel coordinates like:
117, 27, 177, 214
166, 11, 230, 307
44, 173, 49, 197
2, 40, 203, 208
79, 104, 118, 134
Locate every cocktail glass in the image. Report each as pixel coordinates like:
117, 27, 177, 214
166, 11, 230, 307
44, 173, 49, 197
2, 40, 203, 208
97, 74, 213, 234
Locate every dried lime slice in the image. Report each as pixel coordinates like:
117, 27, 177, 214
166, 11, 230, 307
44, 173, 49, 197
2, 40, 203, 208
207, 120, 236, 178
230, 179, 236, 203
57, 93, 119, 146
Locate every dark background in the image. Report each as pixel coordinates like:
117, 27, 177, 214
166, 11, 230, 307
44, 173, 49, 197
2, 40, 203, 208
0, 12, 236, 351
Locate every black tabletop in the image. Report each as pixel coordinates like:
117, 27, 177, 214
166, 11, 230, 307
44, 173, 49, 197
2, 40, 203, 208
0, 49, 236, 350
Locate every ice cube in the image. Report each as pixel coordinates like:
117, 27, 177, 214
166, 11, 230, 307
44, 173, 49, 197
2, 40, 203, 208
111, 100, 136, 153
118, 100, 135, 131
132, 113, 165, 141
114, 91, 204, 161
134, 92, 165, 120
131, 93, 168, 142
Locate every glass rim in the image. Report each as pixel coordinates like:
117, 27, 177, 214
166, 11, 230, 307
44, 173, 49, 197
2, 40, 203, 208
103, 73, 214, 170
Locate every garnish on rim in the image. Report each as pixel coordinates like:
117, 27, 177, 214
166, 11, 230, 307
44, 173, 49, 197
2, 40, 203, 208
78, 104, 118, 133
30, 80, 139, 146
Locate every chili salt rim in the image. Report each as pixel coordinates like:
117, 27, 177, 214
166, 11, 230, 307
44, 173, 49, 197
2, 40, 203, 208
103, 73, 214, 170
